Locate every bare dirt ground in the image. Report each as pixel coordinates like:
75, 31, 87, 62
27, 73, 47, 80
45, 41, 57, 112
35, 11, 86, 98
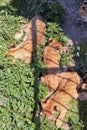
57, 0, 87, 45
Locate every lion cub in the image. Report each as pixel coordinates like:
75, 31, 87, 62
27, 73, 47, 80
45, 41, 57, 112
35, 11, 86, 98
6, 15, 46, 63
41, 72, 82, 92
41, 72, 82, 91
41, 72, 83, 128
43, 40, 63, 74
14, 15, 46, 46
6, 40, 33, 63
79, 1, 87, 22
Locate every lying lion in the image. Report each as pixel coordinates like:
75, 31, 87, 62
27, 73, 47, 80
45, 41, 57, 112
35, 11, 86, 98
43, 40, 63, 74
41, 72, 83, 92
14, 15, 46, 46
41, 72, 83, 128
6, 40, 33, 63
79, 1, 87, 22
6, 15, 46, 63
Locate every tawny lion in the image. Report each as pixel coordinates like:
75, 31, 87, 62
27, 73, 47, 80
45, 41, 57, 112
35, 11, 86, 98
6, 15, 46, 63
41, 72, 83, 128
43, 40, 63, 74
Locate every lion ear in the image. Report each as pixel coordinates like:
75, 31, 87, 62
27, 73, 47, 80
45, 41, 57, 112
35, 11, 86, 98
41, 76, 45, 83
9, 43, 15, 48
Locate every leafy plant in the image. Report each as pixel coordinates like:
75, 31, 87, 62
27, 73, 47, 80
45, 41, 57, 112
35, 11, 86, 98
46, 22, 67, 43
10, 0, 65, 24
0, 0, 87, 130
61, 45, 74, 67
76, 43, 87, 80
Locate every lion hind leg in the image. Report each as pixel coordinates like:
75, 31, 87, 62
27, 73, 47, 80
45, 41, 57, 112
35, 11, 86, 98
56, 109, 67, 128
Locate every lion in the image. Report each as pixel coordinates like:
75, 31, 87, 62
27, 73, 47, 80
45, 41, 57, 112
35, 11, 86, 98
14, 15, 46, 46
41, 72, 83, 128
6, 40, 33, 63
43, 40, 63, 74
6, 15, 46, 63
41, 72, 83, 92
79, 1, 87, 22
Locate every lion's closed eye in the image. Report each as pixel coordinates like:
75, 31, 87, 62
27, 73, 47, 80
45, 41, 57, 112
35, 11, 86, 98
54, 46, 60, 50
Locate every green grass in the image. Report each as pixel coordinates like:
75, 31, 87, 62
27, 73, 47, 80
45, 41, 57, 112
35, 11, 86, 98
76, 43, 87, 80
0, 0, 87, 130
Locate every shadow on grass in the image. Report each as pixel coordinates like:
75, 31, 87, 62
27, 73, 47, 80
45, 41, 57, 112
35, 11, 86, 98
1, 0, 87, 129
76, 42, 87, 130
2, 1, 65, 129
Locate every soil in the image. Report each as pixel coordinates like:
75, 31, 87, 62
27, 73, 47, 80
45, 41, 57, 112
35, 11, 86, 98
56, 0, 87, 45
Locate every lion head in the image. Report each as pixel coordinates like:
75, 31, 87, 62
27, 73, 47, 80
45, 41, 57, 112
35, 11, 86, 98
79, 1, 87, 22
